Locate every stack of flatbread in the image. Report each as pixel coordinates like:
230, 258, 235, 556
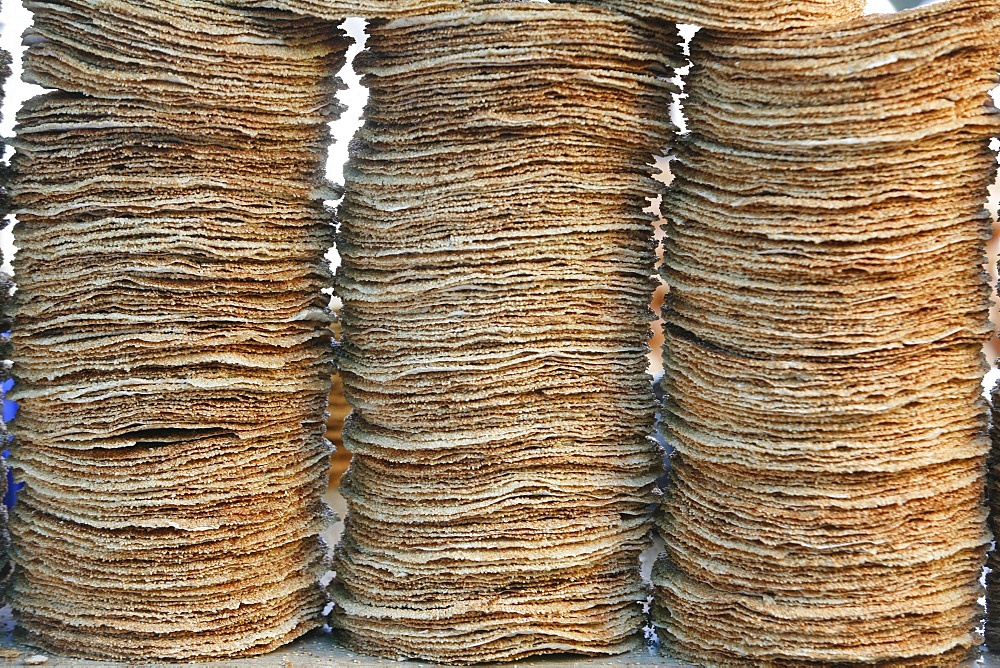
6, 0, 349, 659
988, 380, 1000, 650
549, 0, 863, 31
236, 0, 462, 19
327, 3, 680, 663
0, 12, 10, 221
653, 0, 1000, 664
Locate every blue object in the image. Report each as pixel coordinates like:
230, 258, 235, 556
1, 376, 21, 508
2, 457, 18, 509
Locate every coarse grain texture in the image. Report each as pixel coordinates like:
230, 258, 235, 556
6, 0, 349, 659
654, 0, 1000, 664
548, 0, 864, 32
328, 4, 681, 663
328, 320, 352, 485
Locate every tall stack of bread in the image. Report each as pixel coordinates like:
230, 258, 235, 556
6, 0, 348, 658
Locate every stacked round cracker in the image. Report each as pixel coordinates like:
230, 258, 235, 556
549, 0, 863, 32
653, 0, 1000, 664
6, 0, 349, 659
237, 0, 463, 20
328, 4, 679, 663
